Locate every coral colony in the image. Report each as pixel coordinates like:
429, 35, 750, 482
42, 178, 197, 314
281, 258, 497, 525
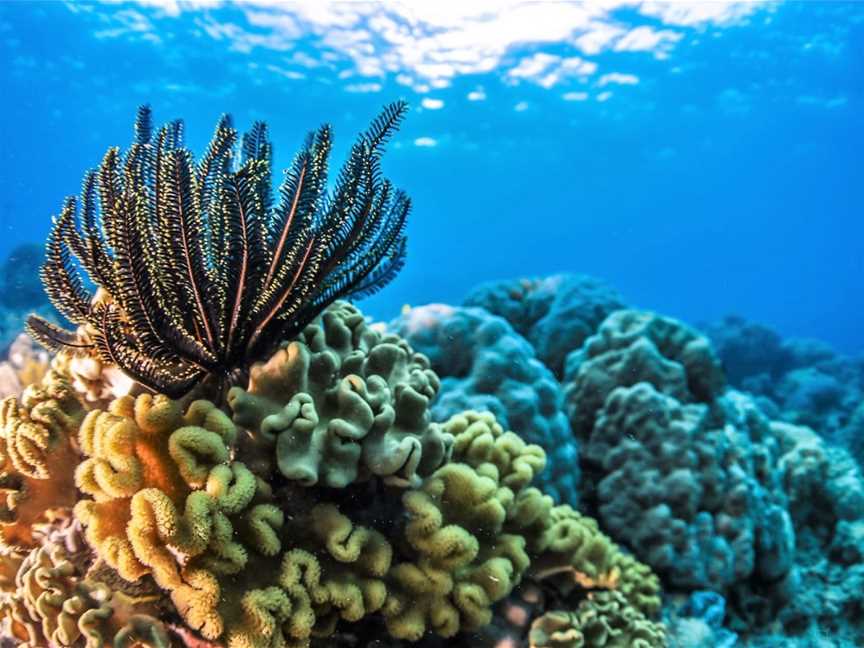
1, 105, 862, 648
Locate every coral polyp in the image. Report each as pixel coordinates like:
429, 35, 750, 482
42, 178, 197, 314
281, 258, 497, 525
27, 103, 411, 398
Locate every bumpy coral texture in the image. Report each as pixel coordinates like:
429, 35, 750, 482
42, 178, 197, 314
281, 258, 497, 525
229, 301, 453, 488
464, 274, 624, 378
564, 309, 725, 442
0, 370, 84, 548
0, 522, 170, 648
728, 421, 864, 645
563, 311, 794, 592
392, 304, 580, 506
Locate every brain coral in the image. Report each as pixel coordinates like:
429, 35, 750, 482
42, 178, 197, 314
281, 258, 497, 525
228, 301, 453, 488
463, 274, 624, 378
391, 303, 580, 506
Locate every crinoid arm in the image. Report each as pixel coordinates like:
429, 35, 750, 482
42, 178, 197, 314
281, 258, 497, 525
28, 102, 412, 397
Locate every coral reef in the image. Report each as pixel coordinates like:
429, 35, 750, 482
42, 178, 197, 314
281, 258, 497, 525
0, 294, 664, 648
563, 306, 864, 646
11, 95, 860, 648
463, 275, 624, 378
391, 304, 580, 506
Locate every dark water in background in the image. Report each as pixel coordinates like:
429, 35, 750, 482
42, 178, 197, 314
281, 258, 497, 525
0, 1, 861, 352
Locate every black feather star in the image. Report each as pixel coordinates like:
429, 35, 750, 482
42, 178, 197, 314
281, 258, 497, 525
27, 102, 411, 398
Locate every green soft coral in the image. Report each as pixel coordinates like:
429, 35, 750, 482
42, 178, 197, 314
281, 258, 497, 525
228, 301, 453, 488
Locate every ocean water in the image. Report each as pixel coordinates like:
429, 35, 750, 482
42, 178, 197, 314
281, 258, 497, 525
1, 1, 862, 351
0, 2, 863, 648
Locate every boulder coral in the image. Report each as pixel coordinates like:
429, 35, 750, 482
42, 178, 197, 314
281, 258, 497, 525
563, 306, 864, 646
580, 383, 794, 591
564, 309, 725, 442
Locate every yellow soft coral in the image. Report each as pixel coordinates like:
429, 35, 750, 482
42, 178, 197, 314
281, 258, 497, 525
0, 370, 84, 548
383, 461, 532, 640
447, 410, 547, 491
223, 504, 391, 648
443, 411, 662, 620
73, 392, 271, 640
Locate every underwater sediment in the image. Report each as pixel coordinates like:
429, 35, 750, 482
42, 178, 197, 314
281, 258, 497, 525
0, 106, 862, 648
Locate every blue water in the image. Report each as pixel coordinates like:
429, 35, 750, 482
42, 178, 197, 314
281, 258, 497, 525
1, 1, 861, 352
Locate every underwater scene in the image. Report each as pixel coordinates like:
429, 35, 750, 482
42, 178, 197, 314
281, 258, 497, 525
0, 1, 862, 647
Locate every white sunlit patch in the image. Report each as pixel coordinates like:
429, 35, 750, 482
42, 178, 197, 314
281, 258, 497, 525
596, 91, 612, 102
639, 1, 769, 27
89, 0, 776, 89
507, 53, 596, 88
563, 91, 589, 101
421, 97, 444, 109
614, 26, 682, 58
467, 88, 487, 101
345, 82, 382, 93
514, 101, 529, 112
414, 137, 438, 147
598, 72, 639, 86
